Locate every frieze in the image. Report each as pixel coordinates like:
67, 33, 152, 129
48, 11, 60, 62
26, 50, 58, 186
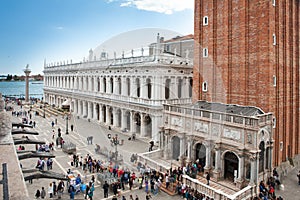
171, 117, 182, 127
194, 122, 208, 133
223, 128, 240, 140
211, 124, 220, 137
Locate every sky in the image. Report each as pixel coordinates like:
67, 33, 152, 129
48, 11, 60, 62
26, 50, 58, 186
0, 0, 194, 76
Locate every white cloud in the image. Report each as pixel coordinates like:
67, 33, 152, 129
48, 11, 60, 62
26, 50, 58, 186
119, 0, 194, 15
55, 26, 64, 30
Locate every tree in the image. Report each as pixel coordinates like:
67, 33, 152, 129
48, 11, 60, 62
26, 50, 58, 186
6, 74, 12, 81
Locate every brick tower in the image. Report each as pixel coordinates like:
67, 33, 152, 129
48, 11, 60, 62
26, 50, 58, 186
193, 0, 300, 166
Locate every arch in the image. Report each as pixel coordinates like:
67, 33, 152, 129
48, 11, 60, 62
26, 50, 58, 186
110, 77, 114, 93
96, 104, 100, 121
91, 77, 94, 91
102, 105, 106, 123
97, 78, 100, 92
223, 151, 239, 181
165, 79, 171, 99
103, 77, 107, 93
134, 112, 141, 133
125, 111, 131, 131
146, 78, 152, 99
178, 78, 183, 98
172, 136, 180, 160
136, 78, 141, 97
195, 143, 206, 171
259, 141, 265, 173
116, 109, 121, 127
126, 78, 130, 96
189, 78, 193, 97
144, 115, 152, 137
118, 77, 122, 95
109, 107, 113, 125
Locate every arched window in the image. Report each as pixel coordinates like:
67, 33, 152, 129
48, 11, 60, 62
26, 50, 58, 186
177, 79, 183, 98
146, 78, 152, 99
202, 81, 208, 92
259, 141, 265, 173
165, 79, 171, 99
103, 78, 107, 93
110, 77, 113, 93
126, 78, 130, 96
136, 78, 140, 97
189, 78, 193, 97
118, 77, 121, 95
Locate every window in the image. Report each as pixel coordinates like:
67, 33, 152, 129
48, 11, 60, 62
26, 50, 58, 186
272, 117, 276, 128
272, 0, 276, 6
273, 75, 276, 86
203, 48, 208, 58
202, 81, 208, 92
203, 16, 208, 26
273, 34, 276, 45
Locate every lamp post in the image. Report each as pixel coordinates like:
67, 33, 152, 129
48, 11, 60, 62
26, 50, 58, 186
64, 112, 70, 134
108, 134, 123, 165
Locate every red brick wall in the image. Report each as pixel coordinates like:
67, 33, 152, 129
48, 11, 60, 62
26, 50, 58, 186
193, 0, 300, 166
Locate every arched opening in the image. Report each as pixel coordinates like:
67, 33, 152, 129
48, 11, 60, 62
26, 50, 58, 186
146, 78, 152, 99
165, 79, 171, 99
118, 77, 121, 95
189, 78, 193, 97
224, 152, 239, 181
126, 78, 130, 96
109, 107, 113, 125
144, 115, 152, 137
103, 78, 107, 93
195, 143, 206, 171
110, 77, 114, 93
134, 113, 141, 133
102, 105, 106, 123
117, 109, 121, 127
125, 111, 131, 131
259, 141, 265, 172
91, 77, 94, 91
136, 78, 140, 97
172, 136, 180, 160
96, 104, 100, 121
178, 79, 183, 98
81, 77, 84, 90
97, 78, 100, 92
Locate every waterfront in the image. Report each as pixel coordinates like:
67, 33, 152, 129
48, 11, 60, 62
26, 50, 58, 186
0, 81, 43, 99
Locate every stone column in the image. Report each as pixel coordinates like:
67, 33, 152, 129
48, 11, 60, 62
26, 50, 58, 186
93, 103, 98, 120
236, 155, 245, 188
106, 106, 111, 125
249, 153, 259, 186
87, 102, 93, 120
73, 100, 78, 115
186, 139, 192, 163
151, 115, 161, 142
24, 65, 31, 103
141, 78, 147, 99
179, 135, 186, 160
121, 77, 127, 96
93, 77, 97, 92
112, 109, 117, 127
99, 105, 103, 123
131, 78, 136, 97
170, 78, 177, 99
121, 109, 127, 131
140, 113, 146, 137
204, 141, 212, 171
130, 111, 135, 133
213, 144, 221, 180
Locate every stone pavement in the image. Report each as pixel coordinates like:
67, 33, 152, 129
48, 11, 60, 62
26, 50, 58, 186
9, 102, 183, 200
276, 167, 300, 199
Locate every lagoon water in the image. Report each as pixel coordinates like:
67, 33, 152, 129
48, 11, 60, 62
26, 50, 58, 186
0, 81, 44, 99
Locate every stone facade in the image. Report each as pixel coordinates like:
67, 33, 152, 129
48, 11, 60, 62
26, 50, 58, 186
43, 34, 194, 142
193, 0, 300, 167
161, 101, 273, 188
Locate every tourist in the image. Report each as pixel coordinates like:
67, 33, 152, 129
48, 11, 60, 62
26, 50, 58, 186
297, 170, 300, 185
112, 195, 118, 200
135, 194, 139, 200
40, 187, 46, 199
48, 182, 53, 198
129, 194, 134, 200
87, 182, 95, 200
71, 124, 74, 131
52, 182, 57, 196
35, 189, 41, 199
103, 181, 109, 198
51, 121, 54, 127
206, 172, 210, 185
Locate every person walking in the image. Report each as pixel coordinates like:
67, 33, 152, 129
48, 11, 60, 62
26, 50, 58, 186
48, 182, 53, 198
70, 124, 74, 131
35, 189, 41, 199
41, 187, 46, 199
206, 172, 210, 186
135, 194, 139, 200
102, 181, 109, 198
297, 170, 300, 185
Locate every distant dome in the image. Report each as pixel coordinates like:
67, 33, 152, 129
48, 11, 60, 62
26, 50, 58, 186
93, 28, 182, 59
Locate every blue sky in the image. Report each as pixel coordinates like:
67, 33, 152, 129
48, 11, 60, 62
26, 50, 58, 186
0, 0, 194, 76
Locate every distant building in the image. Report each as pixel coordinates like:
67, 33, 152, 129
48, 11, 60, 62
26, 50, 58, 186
43, 34, 194, 142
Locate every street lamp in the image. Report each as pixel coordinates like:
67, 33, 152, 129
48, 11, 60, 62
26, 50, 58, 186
108, 134, 123, 164
64, 112, 70, 134
43, 102, 46, 118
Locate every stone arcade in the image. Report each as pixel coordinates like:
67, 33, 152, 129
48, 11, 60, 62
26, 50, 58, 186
43, 34, 194, 142
160, 101, 273, 188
